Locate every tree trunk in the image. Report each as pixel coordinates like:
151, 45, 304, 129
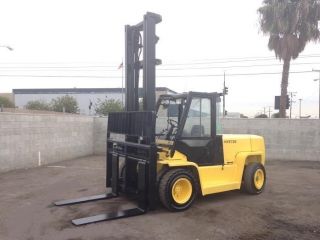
279, 58, 291, 118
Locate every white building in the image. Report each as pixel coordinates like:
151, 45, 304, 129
13, 87, 176, 115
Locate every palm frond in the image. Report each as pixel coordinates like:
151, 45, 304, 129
258, 0, 320, 60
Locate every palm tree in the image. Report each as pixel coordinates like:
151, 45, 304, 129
258, 0, 320, 118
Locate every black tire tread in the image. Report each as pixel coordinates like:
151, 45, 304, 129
243, 162, 266, 194
159, 168, 198, 211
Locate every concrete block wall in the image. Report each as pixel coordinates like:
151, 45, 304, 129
1, 113, 319, 172
221, 119, 320, 161
0, 113, 94, 172
93, 118, 320, 161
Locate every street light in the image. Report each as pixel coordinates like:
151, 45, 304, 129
0, 45, 13, 51
314, 78, 320, 119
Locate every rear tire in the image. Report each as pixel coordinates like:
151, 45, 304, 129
159, 168, 198, 211
243, 163, 266, 194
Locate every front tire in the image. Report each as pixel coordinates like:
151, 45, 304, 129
159, 168, 198, 211
243, 163, 266, 194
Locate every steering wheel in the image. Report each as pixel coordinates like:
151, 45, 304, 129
167, 118, 178, 127
156, 128, 168, 137
156, 119, 178, 139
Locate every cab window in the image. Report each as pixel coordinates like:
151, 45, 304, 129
182, 98, 211, 137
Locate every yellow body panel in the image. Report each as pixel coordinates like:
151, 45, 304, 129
197, 164, 239, 195
157, 134, 265, 196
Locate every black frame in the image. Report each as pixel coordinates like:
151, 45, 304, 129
106, 111, 158, 210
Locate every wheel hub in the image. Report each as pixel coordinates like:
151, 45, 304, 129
171, 178, 192, 204
254, 169, 265, 190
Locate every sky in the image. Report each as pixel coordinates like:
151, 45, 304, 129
0, 0, 320, 117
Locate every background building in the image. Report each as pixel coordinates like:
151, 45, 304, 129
13, 87, 176, 115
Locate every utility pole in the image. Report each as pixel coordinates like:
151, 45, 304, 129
262, 106, 272, 118
298, 98, 302, 118
312, 69, 320, 119
223, 72, 226, 117
267, 106, 272, 118
288, 91, 297, 119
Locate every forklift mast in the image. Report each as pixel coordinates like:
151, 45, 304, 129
54, 12, 162, 226
125, 12, 162, 111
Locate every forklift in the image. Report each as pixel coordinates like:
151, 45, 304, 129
54, 12, 266, 225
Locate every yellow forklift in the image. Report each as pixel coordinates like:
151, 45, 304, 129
54, 12, 266, 225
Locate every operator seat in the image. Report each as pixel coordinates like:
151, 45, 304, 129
191, 125, 205, 137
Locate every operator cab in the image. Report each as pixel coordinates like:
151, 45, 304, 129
156, 92, 224, 166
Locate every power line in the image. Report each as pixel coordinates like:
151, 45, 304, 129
1, 53, 320, 67
0, 70, 313, 79
0, 65, 119, 69
167, 54, 320, 63
0, 61, 120, 65
162, 54, 320, 65
158, 70, 313, 78
1, 61, 320, 71
0, 68, 120, 72
0, 74, 120, 78
158, 62, 320, 71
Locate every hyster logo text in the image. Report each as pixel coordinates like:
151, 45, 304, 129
224, 140, 237, 144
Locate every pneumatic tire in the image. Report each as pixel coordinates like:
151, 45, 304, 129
243, 163, 266, 194
159, 168, 198, 211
